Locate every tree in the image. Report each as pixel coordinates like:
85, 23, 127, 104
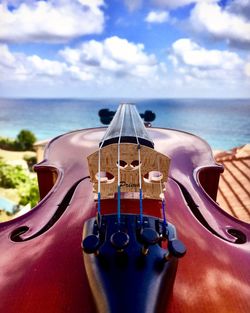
16, 130, 36, 151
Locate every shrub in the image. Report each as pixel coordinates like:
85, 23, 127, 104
0, 160, 28, 188
16, 130, 37, 151
23, 154, 37, 171
18, 178, 39, 207
0, 159, 39, 207
0, 137, 16, 151
0, 130, 37, 151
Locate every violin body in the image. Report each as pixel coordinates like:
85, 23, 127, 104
1, 118, 250, 312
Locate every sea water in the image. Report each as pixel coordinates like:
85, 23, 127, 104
0, 98, 249, 150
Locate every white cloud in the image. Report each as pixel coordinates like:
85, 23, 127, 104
1, 35, 249, 98
0, 36, 165, 86
27, 55, 67, 77
145, 10, 169, 23
190, 2, 250, 46
169, 38, 247, 84
60, 36, 162, 78
122, 0, 217, 11
172, 39, 243, 70
245, 62, 250, 76
0, 37, 169, 97
0, 0, 105, 43
123, 0, 142, 12
227, 0, 250, 19
0, 44, 16, 67
152, 0, 217, 9
0, 43, 68, 82
0, 44, 29, 81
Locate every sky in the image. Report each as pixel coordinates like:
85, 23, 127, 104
0, 0, 250, 98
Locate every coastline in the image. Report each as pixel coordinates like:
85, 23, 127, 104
1, 98, 249, 151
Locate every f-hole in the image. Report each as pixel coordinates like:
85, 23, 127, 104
10, 177, 88, 242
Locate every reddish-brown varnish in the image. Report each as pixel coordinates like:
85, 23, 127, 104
0, 127, 249, 313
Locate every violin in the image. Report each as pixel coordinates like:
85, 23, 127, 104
0, 103, 249, 313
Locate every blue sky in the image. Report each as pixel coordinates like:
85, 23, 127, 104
0, 0, 250, 98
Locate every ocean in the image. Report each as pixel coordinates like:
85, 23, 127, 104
0, 98, 250, 150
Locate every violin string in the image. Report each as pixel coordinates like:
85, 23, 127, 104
117, 105, 126, 225
157, 157, 167, 227
130, 107, 143, 225
97, 147, 102, 227
97, 127, 109, 227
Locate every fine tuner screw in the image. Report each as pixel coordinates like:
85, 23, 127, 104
165, 239, 186, 261
140, 228, 159, 255
111, 231, 130, 252
82, 234, 100, 255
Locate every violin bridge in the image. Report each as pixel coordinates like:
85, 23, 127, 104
87, 143, 170, 200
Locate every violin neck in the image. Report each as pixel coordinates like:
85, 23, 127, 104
100, 103, 154, 148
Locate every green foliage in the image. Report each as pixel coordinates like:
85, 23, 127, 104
0, 159, 39, 207
23, 154, 37, 171
0, 160, 27, 188
0, 129, 37, 151
0, 129, 39, 209
18, 178, 39, 207
0, 137, 16, 151
16, 130, 36, 151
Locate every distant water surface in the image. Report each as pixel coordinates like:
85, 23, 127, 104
0, 98, 249, 150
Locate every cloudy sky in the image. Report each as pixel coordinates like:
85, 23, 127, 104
0, 0, 250, 98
